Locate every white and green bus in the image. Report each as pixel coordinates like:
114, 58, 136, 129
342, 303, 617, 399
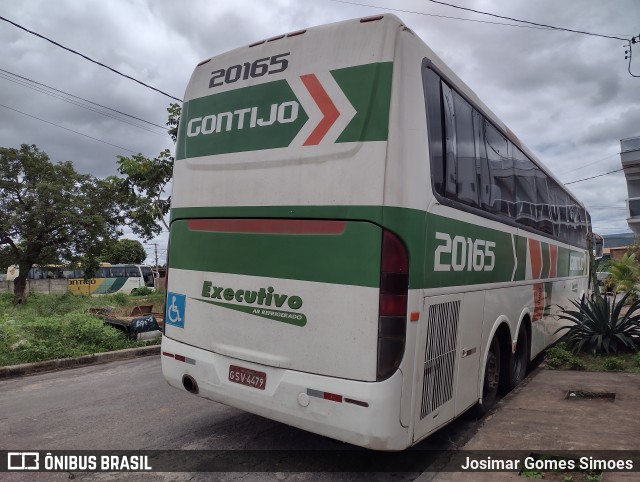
162, 14, 591, 450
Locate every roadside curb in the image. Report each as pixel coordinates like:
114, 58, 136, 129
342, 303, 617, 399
0, 344, 161, 379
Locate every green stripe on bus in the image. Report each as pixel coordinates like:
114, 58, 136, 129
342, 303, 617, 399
169, 205, 586, 289
558, 246, 570, 278
174, 62, 392, 160
514, 235, 527, 281
175, 80, 309, 159
332, 62, 393, 142
169, 218, 383, 287
93, 277, 128, 294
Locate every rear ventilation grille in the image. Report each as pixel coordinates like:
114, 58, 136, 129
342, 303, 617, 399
420, 300, 460, 419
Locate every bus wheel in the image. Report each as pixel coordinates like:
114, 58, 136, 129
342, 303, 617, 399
472, 335, 501, 417
508, 325, 529, 391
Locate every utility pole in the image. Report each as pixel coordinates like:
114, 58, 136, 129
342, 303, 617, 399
145, 243, 159, 271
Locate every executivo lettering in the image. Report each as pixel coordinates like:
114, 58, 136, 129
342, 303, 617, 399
195, 281, 307, 327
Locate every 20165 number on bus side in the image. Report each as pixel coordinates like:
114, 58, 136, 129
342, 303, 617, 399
161, 14, 592, 450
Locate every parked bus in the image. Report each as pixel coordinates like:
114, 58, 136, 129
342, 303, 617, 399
161, 15, 591, 450
66, 264, 156, 295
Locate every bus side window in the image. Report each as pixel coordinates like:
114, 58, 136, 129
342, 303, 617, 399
535, 168, 553, 235
423, 67, 444, 196
110, 267, 125, 277
441, 81, 457, 198
96, 267, 109, 278
484, 122, 512, 216
452, 91, 478, 207
474, 111, 490, 210
126, 266, 140, 277
514, 146, 536, 228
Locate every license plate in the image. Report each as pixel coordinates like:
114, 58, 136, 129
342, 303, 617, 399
228, 365, 266, 390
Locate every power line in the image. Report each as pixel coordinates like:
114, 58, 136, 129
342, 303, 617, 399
0, 67, 167, 130
0, 103, 138, 154
565, 168, 624, 185
0, 14, 183, 102
425, 0, 628, 41
328, 0, 557, 31
328, 0, 630, 39
0, 71, 166, 137
554, 153, 621, 176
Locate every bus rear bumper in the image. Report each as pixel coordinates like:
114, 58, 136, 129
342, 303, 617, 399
161, 336, 410, 450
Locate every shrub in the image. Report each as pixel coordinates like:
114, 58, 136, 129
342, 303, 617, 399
545, 344, 572, 368
603, 358, 625, 371
556, 292, 640, 355
568, 357, 586, 370
131, 286, 154, 296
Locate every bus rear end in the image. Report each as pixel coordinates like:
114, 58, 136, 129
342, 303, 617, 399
162, 15, 413, 450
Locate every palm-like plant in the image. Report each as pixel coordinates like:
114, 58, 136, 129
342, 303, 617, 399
607, 253, 640, 296
556, 292, 640, 355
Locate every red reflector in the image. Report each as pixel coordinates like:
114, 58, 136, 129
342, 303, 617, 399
410, 312, 420, 322
360, 15, 384, 22
162, 352, 174, 358
267, 34, 285, 42
175, 354, 186, 362
323, 392, 343, 403
188, 218, 346, 235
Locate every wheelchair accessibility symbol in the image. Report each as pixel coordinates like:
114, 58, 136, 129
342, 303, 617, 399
165, 292, 186, 328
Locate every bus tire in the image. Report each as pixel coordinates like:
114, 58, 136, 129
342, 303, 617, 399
472, 335, 501, 417
507, 324, 529, 391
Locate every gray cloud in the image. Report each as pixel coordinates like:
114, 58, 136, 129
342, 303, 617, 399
1, 0, 638, 261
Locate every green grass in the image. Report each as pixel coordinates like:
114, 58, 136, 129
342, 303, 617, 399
544, 342, 640, 373
0, 291, 164, 366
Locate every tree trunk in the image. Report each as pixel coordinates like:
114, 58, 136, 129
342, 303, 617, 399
13, 274, 28, 305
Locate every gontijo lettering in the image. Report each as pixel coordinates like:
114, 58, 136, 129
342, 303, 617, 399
201, 281, 303, 310
186, 102, 300, 137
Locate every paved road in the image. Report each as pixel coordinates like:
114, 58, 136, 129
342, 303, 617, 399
0, 357, 479, 481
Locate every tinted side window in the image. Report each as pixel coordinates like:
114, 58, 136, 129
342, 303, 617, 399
484, 122, 512, 216
442, 82, 457, 197
513, 146, 536, 228
110, 267, 125, 277
422, 63, 587, 248
453, 91, 478, 207
423, 68, 444, 196
535, 169, 553, 235
126, 266, 140, 277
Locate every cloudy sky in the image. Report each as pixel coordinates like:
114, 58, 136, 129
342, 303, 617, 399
1, 0, 638, 263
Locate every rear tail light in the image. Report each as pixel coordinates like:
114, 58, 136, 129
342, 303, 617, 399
377, 230, 408, 381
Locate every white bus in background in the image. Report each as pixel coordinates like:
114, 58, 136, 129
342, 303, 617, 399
161, 14, 591, 450
65, 264, 156, 295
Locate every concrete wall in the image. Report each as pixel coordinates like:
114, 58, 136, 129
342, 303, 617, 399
0, 279, 69, 295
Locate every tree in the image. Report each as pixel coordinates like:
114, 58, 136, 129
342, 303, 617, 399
101, 239, 147, 264
0, 144, 129, 304
116, 103, 180, 233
